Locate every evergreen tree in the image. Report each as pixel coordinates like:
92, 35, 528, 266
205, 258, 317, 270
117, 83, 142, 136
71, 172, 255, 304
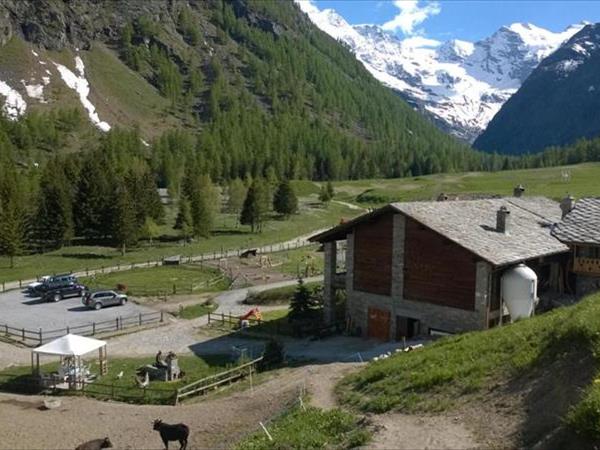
240, 181, 264, 232
34, 160, 73, 249
174, 199, 193, 243
0, 197, 26, 268
288, 278, 320, 323
273, 179, 298, 217
112, 183, 138, 255
226, 178, 247, 222
74, 152, 113, 239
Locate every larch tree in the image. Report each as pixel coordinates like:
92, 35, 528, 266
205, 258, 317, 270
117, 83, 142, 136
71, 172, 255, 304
273, 179, 298, 217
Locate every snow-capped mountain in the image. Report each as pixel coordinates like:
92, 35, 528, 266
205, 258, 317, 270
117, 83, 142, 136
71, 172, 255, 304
474, 23, 600, 154
296, 1, 585, 142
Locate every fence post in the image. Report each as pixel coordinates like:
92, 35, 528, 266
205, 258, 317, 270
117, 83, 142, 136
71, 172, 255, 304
92, 322, 96, 335
173, 284, 176, 295
221, 313, 225, 325
21, 328, 25, 341
208, 312, 211, 324
38, 328, 42, 345
19, 280, 22, 288
2, 282, 5, 292
160, 311, 164, 323
4, 324, 7, 336
116, 318, 119, 331
139, 313, 142, 326
119, 316, 123, 330
66, 326, 70, 334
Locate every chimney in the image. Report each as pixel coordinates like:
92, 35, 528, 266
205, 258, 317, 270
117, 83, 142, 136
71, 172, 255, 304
496, 206, 511, 234
437, 193, 448, 201
513, 184, 525, 197
560, 195, 575, 218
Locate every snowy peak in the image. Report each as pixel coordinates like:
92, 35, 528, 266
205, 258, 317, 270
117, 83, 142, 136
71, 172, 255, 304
295, 0, 585, 142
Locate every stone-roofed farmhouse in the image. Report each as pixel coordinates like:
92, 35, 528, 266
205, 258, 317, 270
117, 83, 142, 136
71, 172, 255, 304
552, 197, 600, 295
311, 194, 577, 340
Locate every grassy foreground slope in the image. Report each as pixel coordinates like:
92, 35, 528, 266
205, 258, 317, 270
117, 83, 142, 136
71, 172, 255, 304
333, 162, 600, 206
338, 292, 600, 446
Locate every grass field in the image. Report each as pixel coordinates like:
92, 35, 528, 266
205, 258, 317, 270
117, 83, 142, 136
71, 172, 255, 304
0, 354, 233, 405
332, 162, 600, 206
81, 264, 228, 296
245, 282, 322, 306
235, 403, 370, 450
337, 291, 600, 443
176, 301, 217, 319
0, 201, 355, 283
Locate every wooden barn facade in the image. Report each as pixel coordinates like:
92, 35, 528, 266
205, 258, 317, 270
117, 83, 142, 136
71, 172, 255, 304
311, 197, 572, 340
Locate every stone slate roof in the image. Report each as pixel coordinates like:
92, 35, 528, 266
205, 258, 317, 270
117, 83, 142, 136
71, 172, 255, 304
391, 197, 568, 267
309, 197, 570, 267
552, 198, 600, 245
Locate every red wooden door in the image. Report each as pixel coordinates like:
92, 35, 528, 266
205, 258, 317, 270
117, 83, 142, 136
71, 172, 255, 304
368, 307, 390, 341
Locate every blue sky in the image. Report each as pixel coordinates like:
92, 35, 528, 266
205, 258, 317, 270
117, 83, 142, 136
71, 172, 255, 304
313, 1, 600, 41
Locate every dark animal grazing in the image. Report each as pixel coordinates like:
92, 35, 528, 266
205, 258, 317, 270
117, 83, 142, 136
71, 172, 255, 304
75, 437, 113, 450
153, 419, 189, 450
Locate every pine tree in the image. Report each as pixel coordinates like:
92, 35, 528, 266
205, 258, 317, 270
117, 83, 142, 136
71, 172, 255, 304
34, 160, 73, 249
113, 183, 138, 255
288, 278, 320, 323
0, 197, 26, 268
240, 181, 263, 233
273, 179, 298, 217
174, 199, 193, 243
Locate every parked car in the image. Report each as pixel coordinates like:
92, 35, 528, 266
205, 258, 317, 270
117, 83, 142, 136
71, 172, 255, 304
26, 275, 51, 293
42, 283, 86, 302
34, 274, 78, 295
82, 290, 128, 310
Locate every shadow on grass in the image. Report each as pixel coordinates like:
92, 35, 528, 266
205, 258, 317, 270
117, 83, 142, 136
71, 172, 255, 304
502, 327, 597, 448
212, 229, 251, 236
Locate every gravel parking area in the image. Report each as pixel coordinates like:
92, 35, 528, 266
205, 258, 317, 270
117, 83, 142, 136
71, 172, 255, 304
0, 289, 156, 332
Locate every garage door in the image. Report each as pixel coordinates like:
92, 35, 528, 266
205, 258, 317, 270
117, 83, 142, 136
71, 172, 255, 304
368, 307, 390, 341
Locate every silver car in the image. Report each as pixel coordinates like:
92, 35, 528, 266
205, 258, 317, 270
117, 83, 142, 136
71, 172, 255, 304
82, 290, 128, 310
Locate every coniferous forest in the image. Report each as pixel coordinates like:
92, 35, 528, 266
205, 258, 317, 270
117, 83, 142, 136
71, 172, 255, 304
1, 0, 600, 261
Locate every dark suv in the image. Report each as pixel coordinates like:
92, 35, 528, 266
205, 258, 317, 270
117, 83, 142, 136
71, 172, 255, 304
42, 283, 86, 302
34, 274, 78, 296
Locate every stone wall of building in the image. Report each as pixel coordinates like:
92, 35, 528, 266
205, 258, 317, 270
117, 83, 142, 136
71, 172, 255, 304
344, 213, 490, 339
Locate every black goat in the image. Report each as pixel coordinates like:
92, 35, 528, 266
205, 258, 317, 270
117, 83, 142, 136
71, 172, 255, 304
75, 437, 113, 450
153, 419, 189, 450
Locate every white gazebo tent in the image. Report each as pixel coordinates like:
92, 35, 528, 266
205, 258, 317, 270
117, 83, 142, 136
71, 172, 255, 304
32, 334, 107, 389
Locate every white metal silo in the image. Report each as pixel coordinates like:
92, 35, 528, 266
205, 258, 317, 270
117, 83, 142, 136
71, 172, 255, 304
501, 264, 538, 321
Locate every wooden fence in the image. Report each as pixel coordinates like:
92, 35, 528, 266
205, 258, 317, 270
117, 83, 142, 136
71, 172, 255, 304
0, 372, 177, 405
0, 235, 321, 293
1, 311, 164, 346
207, 311, 262, 328
174, 356, 263, 404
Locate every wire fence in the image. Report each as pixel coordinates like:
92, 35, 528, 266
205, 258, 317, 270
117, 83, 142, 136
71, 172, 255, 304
0, 311, 164, 346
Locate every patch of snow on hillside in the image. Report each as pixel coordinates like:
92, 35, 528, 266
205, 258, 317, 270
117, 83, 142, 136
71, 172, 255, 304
558, 59, 583, 74
21, 79, 46, 103
53, 56, 111, 132
0, 80, 26, 119
42, 76, 50, 85
31, 49, 39, 57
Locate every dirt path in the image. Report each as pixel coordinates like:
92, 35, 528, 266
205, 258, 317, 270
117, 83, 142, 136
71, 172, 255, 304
305, 362, 363, 410
0, 365, 311, 450
368, 413, 480, 450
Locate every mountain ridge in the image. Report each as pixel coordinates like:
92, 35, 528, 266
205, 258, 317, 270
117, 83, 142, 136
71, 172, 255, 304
296, 0, 585, 142
474, 23, 600, 154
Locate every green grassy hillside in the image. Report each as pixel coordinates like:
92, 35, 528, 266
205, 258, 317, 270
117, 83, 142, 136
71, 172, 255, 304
332, 162, 600, 206
338, 292, 600, 447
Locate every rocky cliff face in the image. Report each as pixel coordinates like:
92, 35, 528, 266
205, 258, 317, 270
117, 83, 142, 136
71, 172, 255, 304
474, 23, 600, 154
0, 0, 176, 50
